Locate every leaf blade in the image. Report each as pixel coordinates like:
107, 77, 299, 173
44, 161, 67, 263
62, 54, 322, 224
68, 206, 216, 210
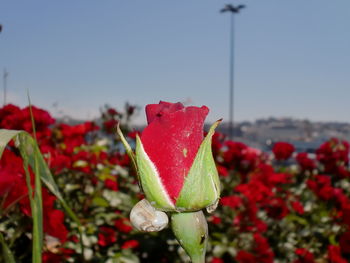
0, 231, 16, 263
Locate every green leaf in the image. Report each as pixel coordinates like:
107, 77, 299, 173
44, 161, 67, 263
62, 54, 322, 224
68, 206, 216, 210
329, 234, 338, 245
285, 214, 308, 226
135, 135, 175, 211
19, 132, 43, 263
0, 129, 43, 262
175, 120, 221, 211
0, 129, 20, 157
0, 130, 80, 224
92, 196, 109, 207
0, 231, 16, 263
0, 129, 84, 257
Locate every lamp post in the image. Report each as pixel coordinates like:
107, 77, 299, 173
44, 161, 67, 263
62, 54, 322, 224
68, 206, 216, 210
3, 69, 8, 106
1, 25, 7, 106
220, 4, 245, 139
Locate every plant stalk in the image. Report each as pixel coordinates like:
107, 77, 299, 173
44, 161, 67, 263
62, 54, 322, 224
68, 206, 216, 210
171, 210, 208, 263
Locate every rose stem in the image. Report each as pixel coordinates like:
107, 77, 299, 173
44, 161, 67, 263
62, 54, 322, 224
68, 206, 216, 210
171, 211, 208, 263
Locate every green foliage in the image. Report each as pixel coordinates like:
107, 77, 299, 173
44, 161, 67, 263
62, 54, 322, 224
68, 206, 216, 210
0, 130, 81, 262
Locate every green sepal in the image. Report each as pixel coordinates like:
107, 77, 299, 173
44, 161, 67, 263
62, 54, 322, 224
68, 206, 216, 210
171, 211, 208, 263
175, 120, 221, 211
135, 135, 175, 211
116, 124, 138, 173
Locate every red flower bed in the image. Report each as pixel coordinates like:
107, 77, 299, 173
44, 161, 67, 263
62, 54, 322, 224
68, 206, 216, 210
0, 103, 350, 262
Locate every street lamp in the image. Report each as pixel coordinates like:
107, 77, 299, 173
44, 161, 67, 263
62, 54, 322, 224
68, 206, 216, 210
3, 69, 8, 106
220, 4, 245, 139
0, 25, 7, 106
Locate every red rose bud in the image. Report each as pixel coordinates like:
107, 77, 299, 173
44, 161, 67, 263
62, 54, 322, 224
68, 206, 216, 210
119, 101, 221, 212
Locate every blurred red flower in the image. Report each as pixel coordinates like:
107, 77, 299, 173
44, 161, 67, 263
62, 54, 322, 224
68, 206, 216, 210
105, 178, 118, 191
294, 248, 315, 263
220, 195, 242, 210
98, 226, 117, 247
291, 201, 305, 215
236, 250, 255, 263
328, 245, 347, 263
339, 230, 350, 254
272, 142, 295, 160
121, 239, 139, 249
296, 152, 315, 171
114, 218, 133, 233
211, 257, 224, 263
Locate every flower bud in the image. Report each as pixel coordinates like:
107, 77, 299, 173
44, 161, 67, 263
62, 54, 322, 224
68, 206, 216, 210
118, 102, 221, 212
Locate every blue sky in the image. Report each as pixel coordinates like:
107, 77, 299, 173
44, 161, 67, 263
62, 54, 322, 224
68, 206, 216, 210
1, 0, 349, 124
